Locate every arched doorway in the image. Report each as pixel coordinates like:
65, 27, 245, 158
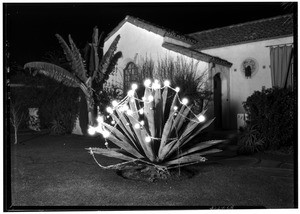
213, 73, 222, 129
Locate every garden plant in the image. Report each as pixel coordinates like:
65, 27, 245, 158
87, 79, 224, 181
24, 27, 122, 125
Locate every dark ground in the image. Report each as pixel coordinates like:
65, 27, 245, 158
9, 132, 295, 208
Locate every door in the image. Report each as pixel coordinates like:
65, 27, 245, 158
213, 73, 222, 129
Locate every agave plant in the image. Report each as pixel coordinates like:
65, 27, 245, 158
24, 27, 122, 125
87, 80, 224, 173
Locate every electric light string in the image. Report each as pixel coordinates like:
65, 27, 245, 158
88, 79, 206, 147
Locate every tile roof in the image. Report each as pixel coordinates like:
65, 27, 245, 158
162, 42, 232, 67
105, 15, 198, 45
189, 14, 293, 50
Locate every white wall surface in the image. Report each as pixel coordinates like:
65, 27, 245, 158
104, 22, 209, 90
202, 36, 293, 128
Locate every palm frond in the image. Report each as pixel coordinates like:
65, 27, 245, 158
55, 34, 73, 64
24, 62, 81, 88
68, 35, 88, 82
98, 34, 121, 77
98, 51, 122, 85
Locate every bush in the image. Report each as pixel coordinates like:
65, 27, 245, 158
137, 56, 212, 114
242, 87, 295, 151
10, 69, 79, 134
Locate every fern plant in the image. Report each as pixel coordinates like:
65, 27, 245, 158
87, 80, 224, 174
24, 27, 122, 126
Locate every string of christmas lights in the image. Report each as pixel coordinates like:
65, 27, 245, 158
88, 79, 207, 145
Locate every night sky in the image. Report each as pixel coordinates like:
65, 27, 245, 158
4, 2, 294, 66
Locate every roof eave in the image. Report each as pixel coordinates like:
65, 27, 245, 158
193, 34, 294, 51
162, 42, 232, 67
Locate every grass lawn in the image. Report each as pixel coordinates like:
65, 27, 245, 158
9, 133, 295, 208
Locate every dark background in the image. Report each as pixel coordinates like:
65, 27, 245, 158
4, 2, 294, 65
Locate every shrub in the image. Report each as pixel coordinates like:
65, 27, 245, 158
242, 87, 295, 150
137, 56, 212, 114
237, 125, 265, 154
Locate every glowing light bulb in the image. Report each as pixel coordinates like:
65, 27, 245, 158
127, 90, 134, 97
139, 108, 144, 114
131, 83, 138, 90
198, 114, 206, 123
182, 98, 188, 105
175, 87, 180, 92
112, 100, 118, 107
102, 130, 110, 138
140, 120, 145, 126
144, 79, 151, 87
126, 109, 133, 116
88, 126, 96, 135
96, 116, 104, 123
106, 107, 113, 114
173, 106, 178, 111
148, 95, 154, 102
145, 136, 151, 143
152, 80, 161, 90
164, 80, 170, 87
111, 120, 116, 125
96, 125, 103, 133
134, 123, 140, 129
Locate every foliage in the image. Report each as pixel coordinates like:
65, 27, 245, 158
87, 82, 224, 173
39, 83, 80, 134
24, 27, 122, 125
237, 125, 265, 154
98, 84, 123, 115
137, 56, 212, 114
243, 87, 295, 150
10, 65, 80, 134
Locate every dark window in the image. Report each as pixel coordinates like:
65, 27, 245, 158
124, 62, 139, 93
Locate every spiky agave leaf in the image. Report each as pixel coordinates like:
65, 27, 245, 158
24, 62, 81, 87
89, 147, 136, 161
88, 83, 224, 168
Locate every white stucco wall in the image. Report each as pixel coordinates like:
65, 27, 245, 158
202, 36, 293, 129
104, 22, 209, 90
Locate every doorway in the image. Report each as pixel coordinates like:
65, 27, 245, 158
213, 73, 222, 129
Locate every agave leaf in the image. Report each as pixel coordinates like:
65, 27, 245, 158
163, 153, 207, 166
110, 112, 139, 151
180, 118, 215, 148
158, 92, 179, 152
158, 139, 178, 161
177, 140, 225, 158
68, 35, 88, 82
114, 109, 154, 161
124, 106, 155, 161
89, 147, 136, 161
173, 106, 190, 132
102, 123, 144, 158
154, 87, 163, 137
144, 87, 155, 137
161, 86, 168, 121
24, 62, 81, 87
165, 118, 215, 158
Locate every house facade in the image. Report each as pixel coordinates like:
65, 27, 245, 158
103, 14, 294, 130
